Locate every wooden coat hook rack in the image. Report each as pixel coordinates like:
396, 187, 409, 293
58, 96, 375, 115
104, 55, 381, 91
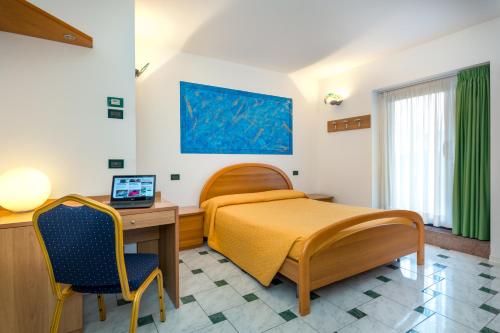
327, 114, 371, 133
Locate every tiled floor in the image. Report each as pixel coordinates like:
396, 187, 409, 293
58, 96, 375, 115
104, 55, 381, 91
83, 244, 500, 333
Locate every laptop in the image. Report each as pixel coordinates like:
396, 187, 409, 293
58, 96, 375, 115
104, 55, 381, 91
110, 175, 156, 209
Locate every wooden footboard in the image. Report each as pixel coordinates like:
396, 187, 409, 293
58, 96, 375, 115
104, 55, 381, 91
278, 210, 425, 316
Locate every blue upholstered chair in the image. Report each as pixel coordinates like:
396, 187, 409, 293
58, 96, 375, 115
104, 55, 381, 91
33, 194, 166, 333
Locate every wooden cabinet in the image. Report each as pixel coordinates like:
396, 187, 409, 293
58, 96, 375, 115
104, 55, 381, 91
307, 193, 334, 203
0, 225, 82, 333
179, 206, 204, 250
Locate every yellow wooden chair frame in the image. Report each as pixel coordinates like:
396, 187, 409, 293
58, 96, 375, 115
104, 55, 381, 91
33, 194, 166, 333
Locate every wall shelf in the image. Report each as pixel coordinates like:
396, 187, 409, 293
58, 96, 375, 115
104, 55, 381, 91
327, 114, 371, 133
0, 0, 93, 48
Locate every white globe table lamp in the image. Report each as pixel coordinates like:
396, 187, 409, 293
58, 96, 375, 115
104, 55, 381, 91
0, 167, 52, 212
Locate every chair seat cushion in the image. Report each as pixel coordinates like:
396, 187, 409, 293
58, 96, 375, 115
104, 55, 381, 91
72, 253, 159, 294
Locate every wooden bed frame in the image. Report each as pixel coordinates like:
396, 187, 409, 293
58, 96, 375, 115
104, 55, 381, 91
199, 163, 425, 316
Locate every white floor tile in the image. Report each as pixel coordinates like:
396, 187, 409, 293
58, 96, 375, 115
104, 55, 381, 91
358, 296, 427, 332
337, 316, 395, 333
180, 272, 216, 297
424, 293, 495, 330
254, 283, 298, 313
266, 318, 318, 333
195, 320, 238, 333
203, 261, 244, 281
385, 267, 441, 290
154, 302, 212, 333
225, 272, 266, 295
412, 313, 475, 333
429, 278, 493, 306
373, 280, 433, 308
293, 298, 356, 333
484, 314, 500, 332
224, 299, 285, 333
194, 285, 246, 315
315, 282, 372, 311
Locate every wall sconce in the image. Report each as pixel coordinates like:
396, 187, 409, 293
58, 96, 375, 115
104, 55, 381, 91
0, 167, 52, 212
324, 92, 343, 106
135, 62, 150, 78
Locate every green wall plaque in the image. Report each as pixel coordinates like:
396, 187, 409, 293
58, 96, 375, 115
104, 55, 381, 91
108, 109, 123, 119
107, 97, 124, 108
108, 159, 124, 169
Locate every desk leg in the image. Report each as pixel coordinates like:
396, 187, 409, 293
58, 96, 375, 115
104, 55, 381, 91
159, 221, 179, 308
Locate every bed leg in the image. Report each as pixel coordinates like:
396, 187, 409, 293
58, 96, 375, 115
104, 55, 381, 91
298, 259, 311, 316
417, 247, 425, 265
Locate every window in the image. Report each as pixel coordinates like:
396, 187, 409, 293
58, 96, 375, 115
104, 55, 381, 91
376, 76, 457, 227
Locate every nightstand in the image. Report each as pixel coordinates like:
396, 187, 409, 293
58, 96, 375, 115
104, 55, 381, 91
179, 206, 204, 250
307, 193, 334, 202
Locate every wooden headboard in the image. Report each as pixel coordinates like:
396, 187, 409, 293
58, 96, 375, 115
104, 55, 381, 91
199, 163, 293, 205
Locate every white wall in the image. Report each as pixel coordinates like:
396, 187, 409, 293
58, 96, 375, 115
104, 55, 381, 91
317, 18, 500, 258
136, 51, 318, 206
0, 0, 136, 197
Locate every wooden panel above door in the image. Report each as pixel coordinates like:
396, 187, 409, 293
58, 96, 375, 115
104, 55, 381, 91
0, 0, 93, 48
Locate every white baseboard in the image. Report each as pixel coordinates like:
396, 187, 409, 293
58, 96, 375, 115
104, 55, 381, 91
489, 255, 500, 264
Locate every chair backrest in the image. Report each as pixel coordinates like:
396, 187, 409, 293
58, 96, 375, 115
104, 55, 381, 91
33, 195, 128, 290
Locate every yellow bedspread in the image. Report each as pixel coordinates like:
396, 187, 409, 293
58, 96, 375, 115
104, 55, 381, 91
201, 190, 410, 286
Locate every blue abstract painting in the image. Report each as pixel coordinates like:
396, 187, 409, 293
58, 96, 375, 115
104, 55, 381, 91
180, 81, 293, 154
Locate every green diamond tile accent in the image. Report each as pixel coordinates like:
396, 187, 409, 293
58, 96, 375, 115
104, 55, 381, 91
219, 258, 229, 263
480, 287, 498, 295
137, 314, 154, 327
414, 306, 434, 317
422, 288, 440, 297
432, 275, 444, 282
348, 308, 367, 319
199, 251, 209, 255
480, 262, 494, 268
376, 275, 391, 283
437, 254, 450, 259
279, 310, 297, 321
481, 327, 499, 333
310, 292, 320, 300
271, 278, 283, 286
180, 295, 196, 304
364, 290, 381, 299
192, 269, 203, 274
208, 312, 226, 324
215, 280, 228, 287
386, 264, 399, 270
480, 273, 496, 280
480, 303, 500, 315
433, 263, 447, 269
243, 293, 258, 302
117, 298, 131, 306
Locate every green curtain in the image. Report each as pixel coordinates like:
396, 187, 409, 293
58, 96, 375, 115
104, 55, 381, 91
452, 65, 490, 240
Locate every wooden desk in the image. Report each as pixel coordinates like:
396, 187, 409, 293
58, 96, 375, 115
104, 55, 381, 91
0, 194, 179, 333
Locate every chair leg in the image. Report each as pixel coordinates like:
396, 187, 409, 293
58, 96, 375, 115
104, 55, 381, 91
50, 298, 65, 333
97, 294, 106, 321
128, 268, 165, 333
129, 293, 142, 333
156, 270, 166, 322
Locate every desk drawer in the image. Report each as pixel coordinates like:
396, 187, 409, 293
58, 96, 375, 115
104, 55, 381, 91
122, 210, 175, 230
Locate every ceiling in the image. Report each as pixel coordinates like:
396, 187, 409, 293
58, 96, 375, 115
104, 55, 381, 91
136, 0, 500, 79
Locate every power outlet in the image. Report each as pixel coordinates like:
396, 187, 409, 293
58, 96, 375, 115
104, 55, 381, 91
171, 174, 180, 181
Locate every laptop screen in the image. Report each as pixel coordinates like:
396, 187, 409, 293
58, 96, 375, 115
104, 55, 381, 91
111, 175, 156, 202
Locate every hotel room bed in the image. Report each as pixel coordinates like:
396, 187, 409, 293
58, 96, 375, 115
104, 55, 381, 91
199, 163, 424, 315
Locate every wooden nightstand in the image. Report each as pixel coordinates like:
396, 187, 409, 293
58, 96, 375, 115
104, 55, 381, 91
307, 193, 334, 202
179, 206, 204, 250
